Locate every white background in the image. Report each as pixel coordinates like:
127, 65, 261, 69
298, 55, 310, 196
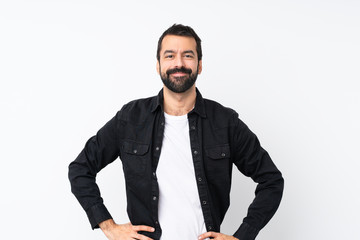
1, 0, 359, 239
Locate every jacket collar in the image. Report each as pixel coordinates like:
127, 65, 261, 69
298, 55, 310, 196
151, 88, 207, 118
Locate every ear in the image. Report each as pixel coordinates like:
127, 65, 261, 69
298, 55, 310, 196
156, 61, 160, 74
198, 60, 202, 74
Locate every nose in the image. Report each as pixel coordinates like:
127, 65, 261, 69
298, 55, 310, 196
174, 54, 184, 68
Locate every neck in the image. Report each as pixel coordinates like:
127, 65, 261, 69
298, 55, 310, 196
163, 86, 196, 116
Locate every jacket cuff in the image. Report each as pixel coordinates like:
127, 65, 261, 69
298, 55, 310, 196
233, 222, 259, 240
86, 203, 113, 229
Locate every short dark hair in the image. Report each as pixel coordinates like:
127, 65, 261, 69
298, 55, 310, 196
157, 24, 202, 62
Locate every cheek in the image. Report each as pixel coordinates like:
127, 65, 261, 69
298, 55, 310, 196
160, 63, 170, 73
190, 64, 199, 73
184, 60, 198, 70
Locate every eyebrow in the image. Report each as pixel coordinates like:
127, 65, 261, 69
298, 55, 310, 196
163, 50, 175, 55
163, 50, 195, 55
183, 50, 195, 55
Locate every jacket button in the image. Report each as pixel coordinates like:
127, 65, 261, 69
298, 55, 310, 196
191, 126, 196, 130
194, 150, 198, 155
153, 196, 157, 201
155, 146, 160, 151
208, 226, 212, 230
133, 149, 138, 154
202, 200, 207, 205
198, 177, 202, 182
221, 153, 226, 157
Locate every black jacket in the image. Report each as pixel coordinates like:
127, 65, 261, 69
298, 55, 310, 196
68, 88, 284, 240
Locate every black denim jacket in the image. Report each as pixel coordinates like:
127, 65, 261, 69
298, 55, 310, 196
68, 88, 284, 240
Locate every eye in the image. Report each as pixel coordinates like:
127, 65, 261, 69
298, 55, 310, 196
184, 54, 194, 58
165, 55, 173, 59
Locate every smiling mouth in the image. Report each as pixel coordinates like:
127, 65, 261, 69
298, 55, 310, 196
171, 72, 188, 77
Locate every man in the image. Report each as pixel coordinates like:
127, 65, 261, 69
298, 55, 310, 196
68, 24, 284, 240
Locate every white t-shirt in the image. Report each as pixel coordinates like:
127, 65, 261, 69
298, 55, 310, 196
157, 112, 207, 240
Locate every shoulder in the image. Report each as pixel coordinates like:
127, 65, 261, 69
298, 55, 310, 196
117, 95, 157, 123
122, 96, 156, 112
203, 98, 239, 128
203, 98, 238, 118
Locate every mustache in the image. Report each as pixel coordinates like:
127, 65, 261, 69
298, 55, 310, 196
166, 67, 192, 75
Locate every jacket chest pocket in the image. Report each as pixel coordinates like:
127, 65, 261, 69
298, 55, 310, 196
121, 141, 149, 179
204, 144, 231, 183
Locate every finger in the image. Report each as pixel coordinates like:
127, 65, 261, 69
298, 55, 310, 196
198, 231, 218, 240
134, 232, 154, 240
132, 225, 155, 232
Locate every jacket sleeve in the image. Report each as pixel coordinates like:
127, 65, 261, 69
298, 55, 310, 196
68, 111, 121, 229
231, 113, 284, 240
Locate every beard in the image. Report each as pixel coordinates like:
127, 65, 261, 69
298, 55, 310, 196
160, 66, 198, 93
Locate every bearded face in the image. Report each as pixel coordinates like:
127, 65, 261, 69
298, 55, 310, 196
157, 35, 202, 94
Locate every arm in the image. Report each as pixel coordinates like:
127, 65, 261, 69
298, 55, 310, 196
68, 112, 120, 229
231, 114, 284, 240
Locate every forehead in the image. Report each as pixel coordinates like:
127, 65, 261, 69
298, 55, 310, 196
161, 35, 197, 53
